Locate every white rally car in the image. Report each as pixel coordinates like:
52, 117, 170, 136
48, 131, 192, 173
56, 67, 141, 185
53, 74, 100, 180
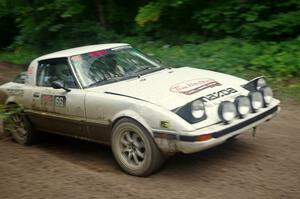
0, 43, 280, 176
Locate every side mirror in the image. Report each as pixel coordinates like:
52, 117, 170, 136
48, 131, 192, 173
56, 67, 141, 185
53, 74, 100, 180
13, 72, 28, 84
51, 81, 71, 92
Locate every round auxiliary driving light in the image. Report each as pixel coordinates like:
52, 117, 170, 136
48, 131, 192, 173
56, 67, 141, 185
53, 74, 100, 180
256, 78, 266, 90
218, 101, 237, 123
260, 86, 273, 106
234, 96, 251, 117
191, 100, 205, 118
249, 92, 263, 112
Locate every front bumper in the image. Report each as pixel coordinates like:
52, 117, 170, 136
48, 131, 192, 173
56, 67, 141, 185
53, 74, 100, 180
154, 105, 280, 154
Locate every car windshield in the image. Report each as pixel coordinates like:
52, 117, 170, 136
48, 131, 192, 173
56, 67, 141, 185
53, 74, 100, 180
70, 46, 164, 88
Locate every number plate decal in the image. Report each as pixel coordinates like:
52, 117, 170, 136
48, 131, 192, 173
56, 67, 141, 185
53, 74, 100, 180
54, 96, 66, 107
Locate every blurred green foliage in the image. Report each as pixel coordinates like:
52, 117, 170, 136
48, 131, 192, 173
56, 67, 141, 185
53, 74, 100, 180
0, 0, 299, 101
1, 0, 300, 49
125, 37, 300, 84
136, 0, 300, 40
0, 105, 22, 120
0, 48, 38, 66
0, 104, 23, 136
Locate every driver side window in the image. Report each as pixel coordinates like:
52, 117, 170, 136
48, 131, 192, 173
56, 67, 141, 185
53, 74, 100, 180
37, 59, 78, 88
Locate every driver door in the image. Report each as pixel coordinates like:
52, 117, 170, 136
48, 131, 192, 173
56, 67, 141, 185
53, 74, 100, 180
29, 58, 88, 138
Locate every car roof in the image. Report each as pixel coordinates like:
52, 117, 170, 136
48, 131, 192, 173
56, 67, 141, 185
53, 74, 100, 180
35, 43, 129, 61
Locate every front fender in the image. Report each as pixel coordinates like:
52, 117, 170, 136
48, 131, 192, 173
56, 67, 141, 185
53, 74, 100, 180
111, 100, 196, 136
111, 109, 153, 136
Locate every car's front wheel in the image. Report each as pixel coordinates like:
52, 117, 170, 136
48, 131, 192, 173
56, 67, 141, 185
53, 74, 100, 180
111, 118, 165, 176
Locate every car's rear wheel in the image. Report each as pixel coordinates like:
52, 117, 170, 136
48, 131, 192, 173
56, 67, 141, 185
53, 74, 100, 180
3, 106, 37, 145
111, 118, 165, 176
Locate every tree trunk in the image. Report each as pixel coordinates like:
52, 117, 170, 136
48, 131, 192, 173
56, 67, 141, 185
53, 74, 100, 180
94, 0, 107, 30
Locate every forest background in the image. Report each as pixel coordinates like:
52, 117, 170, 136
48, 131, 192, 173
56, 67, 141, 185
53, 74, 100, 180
0, 0, 299, 101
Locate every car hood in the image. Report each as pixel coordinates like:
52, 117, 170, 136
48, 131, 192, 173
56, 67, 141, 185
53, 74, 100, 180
87, 67, 248, 110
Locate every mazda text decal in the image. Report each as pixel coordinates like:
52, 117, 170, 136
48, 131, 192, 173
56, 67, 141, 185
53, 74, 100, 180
200, 88, 238, 102
170, 79, 221, 95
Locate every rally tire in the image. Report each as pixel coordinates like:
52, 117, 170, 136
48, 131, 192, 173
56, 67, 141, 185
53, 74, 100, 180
4, 110, 37, 145
111, 118, 165, 176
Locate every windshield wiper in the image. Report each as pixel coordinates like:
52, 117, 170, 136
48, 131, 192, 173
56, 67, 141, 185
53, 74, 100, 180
135, 67, 153, 74
125, 67, 164, 78
87, 76, 123, 88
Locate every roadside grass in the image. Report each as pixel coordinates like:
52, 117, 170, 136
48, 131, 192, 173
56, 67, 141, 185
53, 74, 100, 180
274, 83, 300, 103
0, 37, 299, 103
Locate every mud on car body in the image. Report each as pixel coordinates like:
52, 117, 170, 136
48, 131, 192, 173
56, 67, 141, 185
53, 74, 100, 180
0, 43, 280, 176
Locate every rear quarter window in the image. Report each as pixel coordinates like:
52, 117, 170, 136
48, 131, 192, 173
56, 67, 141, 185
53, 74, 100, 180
13, 72, 28, 84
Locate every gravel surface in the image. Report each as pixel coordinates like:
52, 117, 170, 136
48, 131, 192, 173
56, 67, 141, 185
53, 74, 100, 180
0, 63, 299, 199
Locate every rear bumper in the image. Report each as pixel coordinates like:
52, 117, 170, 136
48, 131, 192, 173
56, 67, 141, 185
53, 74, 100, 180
154, 105, 280, 154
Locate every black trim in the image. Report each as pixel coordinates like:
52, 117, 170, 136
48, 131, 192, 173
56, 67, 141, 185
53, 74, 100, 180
242, 76, 265, 92
174, 99, 207, 124
104, 92, 148, 102
179, 134, 197, 142
218, 101, 235, 123
25, 110, 111, 144
153, 132, 177, 140
211, 106, 278, 138
155, 106, 278, 142
36, 58, 80, 89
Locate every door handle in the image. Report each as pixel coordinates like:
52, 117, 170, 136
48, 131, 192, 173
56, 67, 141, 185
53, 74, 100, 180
33, 92, 40, 98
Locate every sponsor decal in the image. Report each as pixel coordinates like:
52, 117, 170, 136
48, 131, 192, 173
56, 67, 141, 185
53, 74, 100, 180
41, 94, 53, 106
89, 50, 108, 57
7, 88, 24, 96
71, 55, 82, 61
27, 67, 33, 75
160, 121, 170, 128
170, 78, 221, 95
200, 88, 238, 102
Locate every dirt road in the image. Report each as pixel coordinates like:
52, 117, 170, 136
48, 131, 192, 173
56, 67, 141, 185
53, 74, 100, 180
0, 63, 299, 199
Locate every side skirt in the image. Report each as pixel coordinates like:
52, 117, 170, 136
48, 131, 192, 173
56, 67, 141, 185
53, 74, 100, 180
25, 111, 112, 145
